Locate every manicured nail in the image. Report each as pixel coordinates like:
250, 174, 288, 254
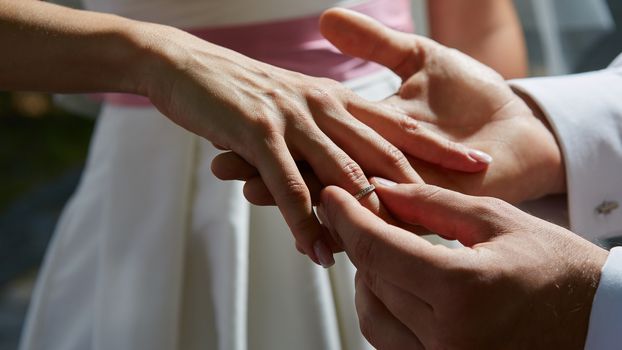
375, 177, 397, 187
313, 240, 335, 268
468, 149, 493, 164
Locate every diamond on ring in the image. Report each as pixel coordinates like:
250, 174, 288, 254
354, 185, 376, 200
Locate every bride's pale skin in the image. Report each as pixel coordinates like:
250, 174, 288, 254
0, 0, 493, 266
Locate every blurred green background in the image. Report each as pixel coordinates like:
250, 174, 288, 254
0, 92, 94, 210
0, 92, 96, 349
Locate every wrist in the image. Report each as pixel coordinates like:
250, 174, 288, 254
122, 21, 236, 111
559, 238, 608, 348
118, 20, 186, 98
513, 88, 567, 197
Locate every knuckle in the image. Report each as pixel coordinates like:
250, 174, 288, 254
281, 178, 310, 206
383, 142, 410, 171
339, 160, 367, 187
247, 112, 279, 137
306, 81, 344, 106
306, 84, 331, 101
264, 87, 287, 100
399, 115, 421, 135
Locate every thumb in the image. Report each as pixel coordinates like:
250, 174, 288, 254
318, 185, 450, 290
319, 8, 427, 80
371, 178, 500, 246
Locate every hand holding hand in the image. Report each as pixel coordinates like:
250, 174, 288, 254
318, 180, 607, 349
220, 8, 567, 207
139, 24, 434, 263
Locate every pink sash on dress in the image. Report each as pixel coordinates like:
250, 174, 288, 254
102, 0, 412, 106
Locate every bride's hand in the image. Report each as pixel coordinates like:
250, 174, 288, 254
135, 24, 485, 264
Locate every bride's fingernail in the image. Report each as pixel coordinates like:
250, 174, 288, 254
374, 177, 397, 187
468, 149, 493, 164
314, 240, 335, 268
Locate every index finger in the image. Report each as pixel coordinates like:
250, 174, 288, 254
319, 185, 452, 300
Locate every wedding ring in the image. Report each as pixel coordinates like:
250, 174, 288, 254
354, 184, 376, 201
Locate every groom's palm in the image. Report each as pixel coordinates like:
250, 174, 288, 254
321, 9, 564, 203
386, 48, 559, 202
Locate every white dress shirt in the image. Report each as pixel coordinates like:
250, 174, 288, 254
511, 54, 622, 349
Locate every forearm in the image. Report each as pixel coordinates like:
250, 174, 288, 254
428, 0, 527, 79
0, 0, 167, 94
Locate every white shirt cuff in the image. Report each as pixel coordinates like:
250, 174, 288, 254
585, 247, 622, 350
509, 67, 622, 242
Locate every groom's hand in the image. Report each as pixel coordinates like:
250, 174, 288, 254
318, 179, 607, 350
320, 8, 566, 203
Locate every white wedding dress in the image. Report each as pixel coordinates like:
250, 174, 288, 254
19, 1, 404, 350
